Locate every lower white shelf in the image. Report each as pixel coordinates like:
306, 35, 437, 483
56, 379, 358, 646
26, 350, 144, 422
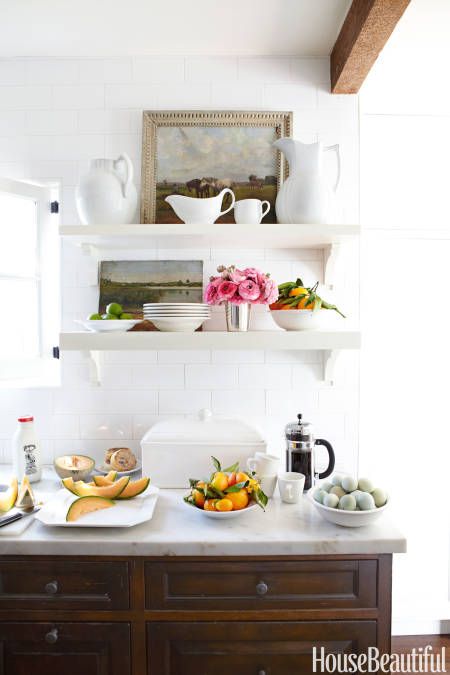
59, 330, 360, 351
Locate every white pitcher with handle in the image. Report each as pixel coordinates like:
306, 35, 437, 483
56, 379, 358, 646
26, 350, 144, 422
76, 153, 138, 225
273, 139, 340, 224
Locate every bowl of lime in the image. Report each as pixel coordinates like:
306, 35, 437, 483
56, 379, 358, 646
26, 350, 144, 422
76, 303, 140, 332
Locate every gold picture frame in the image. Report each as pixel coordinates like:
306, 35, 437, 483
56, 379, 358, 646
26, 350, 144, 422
140, 110, 293, 224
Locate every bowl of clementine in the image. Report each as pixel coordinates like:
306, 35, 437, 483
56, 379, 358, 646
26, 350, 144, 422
184, 457, 267, 519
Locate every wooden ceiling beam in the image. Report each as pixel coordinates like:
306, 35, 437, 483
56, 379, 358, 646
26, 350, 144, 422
331, 0, 411, 94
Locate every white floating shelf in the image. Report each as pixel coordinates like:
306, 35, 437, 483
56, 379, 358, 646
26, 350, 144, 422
59, 330, 360, 352
59, 223, 360, 251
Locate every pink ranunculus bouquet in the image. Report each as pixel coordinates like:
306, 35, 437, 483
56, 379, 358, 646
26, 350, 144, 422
204, 265, 278, 306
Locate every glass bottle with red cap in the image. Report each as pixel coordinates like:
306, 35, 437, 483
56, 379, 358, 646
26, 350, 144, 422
12, 416, 41, 483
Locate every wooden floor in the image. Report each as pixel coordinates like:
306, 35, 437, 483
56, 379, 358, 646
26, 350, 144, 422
391, 635, 450, 674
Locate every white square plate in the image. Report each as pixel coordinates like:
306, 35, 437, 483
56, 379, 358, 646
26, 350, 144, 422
36, 485, 159, 528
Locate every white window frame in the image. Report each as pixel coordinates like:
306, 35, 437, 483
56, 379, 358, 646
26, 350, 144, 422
0, 176, 60, 387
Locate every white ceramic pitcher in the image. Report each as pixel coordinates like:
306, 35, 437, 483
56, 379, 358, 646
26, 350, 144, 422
76, 153, 138, 225
274, 139, 340, 224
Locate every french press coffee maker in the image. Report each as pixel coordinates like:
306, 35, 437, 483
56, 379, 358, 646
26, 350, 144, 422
285, 414, 335, 491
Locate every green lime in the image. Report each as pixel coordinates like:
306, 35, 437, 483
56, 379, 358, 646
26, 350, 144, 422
102, 313, 117, 320
120, 312, 133, 320
88, 313, 102, 320
106, 302, 123, 316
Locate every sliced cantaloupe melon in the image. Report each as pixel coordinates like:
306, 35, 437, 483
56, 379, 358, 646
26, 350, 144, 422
117, 477, 150, 499
16, 476, 35, 510
0, 477, 18, 512
66, 496, 114, 522
62, 477, 79, 495
93, 470, 117, 487
73, 475, 130, 498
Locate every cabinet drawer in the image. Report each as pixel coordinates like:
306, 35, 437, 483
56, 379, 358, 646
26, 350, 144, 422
0, 559, 129, 610
0, 622, 131, 675
145, 559, 377, 610
147, 620, 377, 675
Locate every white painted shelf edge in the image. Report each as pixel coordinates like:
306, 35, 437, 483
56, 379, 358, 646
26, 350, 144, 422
59, 222, 360, 250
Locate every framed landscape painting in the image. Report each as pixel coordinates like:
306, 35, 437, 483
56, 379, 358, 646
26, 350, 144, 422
98, 260, 203, 319
140, 110, 292, 224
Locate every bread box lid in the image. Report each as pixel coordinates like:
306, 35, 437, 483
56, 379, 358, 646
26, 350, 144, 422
142, 409, 265, 446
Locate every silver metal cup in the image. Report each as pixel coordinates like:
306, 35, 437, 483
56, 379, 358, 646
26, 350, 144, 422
225, 302, 251, 332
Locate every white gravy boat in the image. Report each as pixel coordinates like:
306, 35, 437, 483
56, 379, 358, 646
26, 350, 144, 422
165, 188, 235, 224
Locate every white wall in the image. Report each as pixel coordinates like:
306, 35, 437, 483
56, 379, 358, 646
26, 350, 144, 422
0, 57, 359, 486
360, 10, 450, 634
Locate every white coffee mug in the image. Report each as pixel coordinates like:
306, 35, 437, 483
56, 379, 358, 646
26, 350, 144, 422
247, 452, 280, 476
259, 475, 278, 498
234, 198, 271, 225
278, 471, 305, 504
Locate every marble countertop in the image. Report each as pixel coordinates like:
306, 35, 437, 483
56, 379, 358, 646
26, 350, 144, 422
0, 471, 406, 556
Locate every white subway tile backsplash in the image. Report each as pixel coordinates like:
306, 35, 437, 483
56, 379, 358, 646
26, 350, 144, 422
132, 57, 185, 83
79, 414, 133, 440
185, 364, 238, 390
159, 390, 211, 414
0, 55, 358, 471
52, 85, 105, 110
132, 365, 184, 389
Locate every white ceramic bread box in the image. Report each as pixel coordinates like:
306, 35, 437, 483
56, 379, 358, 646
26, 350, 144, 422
141, 409, 267, 488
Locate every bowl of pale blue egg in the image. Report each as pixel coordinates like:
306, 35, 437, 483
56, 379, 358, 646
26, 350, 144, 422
308, 474, 389, 527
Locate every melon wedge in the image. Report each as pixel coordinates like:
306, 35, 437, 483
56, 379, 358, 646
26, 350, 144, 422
0, 477, 18, 512
93, 470, 117, 486
16, 476, 35, 510
62, 477, 79, 495
73, 475, 130, 498
66, 496, 114, 522
117, 477, 150, 499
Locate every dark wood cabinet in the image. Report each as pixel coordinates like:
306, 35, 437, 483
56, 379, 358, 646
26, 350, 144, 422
147, 620, 378, 675
0, 554, 392, 675
145, 559, 377, 610
0, 622, 131, 675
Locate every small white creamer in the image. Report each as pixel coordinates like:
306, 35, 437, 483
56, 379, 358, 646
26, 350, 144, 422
12, 416, 42, 483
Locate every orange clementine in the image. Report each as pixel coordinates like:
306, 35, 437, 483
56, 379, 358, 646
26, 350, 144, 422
196, 480, 207, 489
215, 498, 233, 512
192, 488, 205, 508
269, 301, 283, 310
235, 472, 249, 484
225, 489, 249, 511
297, 296, 314, 309
210, 472, 229, 492
227, 472, 237, 487
204, 499, 218, 511
246, 478, 259, 494
289, 286, 309, 297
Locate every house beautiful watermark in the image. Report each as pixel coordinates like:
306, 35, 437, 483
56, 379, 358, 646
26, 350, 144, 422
312, 646, 447, 673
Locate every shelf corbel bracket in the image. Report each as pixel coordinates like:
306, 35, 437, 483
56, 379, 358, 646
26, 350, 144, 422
83, 350, 102, 386
323, 242, 341, 290
322, 349, 341, 386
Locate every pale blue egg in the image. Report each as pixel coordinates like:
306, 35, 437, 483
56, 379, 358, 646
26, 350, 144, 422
323, 493, 339, 509
320, 481, 333, 493
357, 492, 376, 511
313, 489, 326, 504
358, 477, 375, 493
330, 486, 346, 498
339, 494, 357, 511
350, 490, 363, 499
372, 488, 388, 507
331, 474, 343, 487
341, 476, 358, 493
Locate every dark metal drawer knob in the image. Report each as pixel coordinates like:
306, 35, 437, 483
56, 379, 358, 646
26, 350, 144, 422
256, 581, 268, 596
45, 581, 58, 595
45, 628, 58, 644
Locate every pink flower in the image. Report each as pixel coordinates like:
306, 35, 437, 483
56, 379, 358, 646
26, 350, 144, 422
229, 268, 247, 284
261, 277, 278, 305
216, 280, 238, 303
238, 279, 261, 302
243, 267, 259, 283
204, 282, 218, 304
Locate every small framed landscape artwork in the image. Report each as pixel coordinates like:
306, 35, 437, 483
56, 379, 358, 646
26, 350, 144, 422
140, 110, 292, 224
98, 260, 203, 319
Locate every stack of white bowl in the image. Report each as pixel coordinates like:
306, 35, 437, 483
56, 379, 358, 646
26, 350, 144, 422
143, 303, 211, 332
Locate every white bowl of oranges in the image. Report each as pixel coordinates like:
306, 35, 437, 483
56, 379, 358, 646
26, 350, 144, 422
184, 457, 268, 519
270, 279, 345, 331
